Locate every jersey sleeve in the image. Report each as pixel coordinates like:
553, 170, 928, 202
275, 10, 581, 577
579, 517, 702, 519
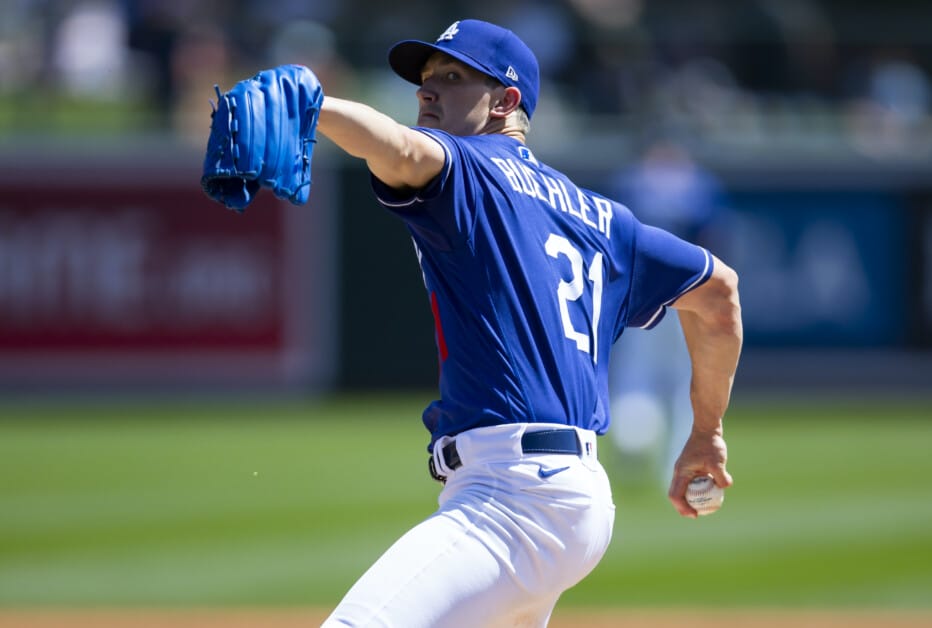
369, 128, 453, 211
626, 221, 714, 329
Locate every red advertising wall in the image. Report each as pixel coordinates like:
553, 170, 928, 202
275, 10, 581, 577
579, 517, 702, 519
0, 154, 336, 390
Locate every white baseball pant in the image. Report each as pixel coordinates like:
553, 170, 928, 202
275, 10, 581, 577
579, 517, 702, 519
322, 423, 616, 627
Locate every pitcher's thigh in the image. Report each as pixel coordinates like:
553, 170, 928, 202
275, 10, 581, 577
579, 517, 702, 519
323, 511, 556, 628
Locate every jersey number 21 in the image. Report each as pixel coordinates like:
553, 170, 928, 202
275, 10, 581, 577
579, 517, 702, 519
545, 233, 604, 364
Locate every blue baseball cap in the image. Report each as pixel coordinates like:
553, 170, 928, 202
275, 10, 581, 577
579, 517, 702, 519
388, 19, 540, 118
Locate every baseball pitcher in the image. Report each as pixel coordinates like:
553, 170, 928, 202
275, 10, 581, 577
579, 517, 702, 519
202, 18, 742, 628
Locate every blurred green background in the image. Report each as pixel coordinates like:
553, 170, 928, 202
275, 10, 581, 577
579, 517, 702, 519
1, 393, 930, 610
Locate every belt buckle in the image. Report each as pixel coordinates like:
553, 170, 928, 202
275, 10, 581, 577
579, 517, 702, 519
429, 435, 457, 484
428, 456, 447, 484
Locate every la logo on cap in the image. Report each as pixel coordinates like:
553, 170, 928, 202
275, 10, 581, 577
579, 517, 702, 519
437, 21, 460, 42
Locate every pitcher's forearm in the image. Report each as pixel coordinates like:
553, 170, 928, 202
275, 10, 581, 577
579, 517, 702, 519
680, 309, 742, 433
674, 258, 743, 433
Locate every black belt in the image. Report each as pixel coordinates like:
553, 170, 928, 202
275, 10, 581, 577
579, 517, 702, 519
429, 428, 581, 483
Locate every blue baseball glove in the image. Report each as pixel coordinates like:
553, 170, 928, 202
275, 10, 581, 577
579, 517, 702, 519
201, 64, 324, 212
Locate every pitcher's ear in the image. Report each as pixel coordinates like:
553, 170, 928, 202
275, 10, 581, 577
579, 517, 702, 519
491, 86, 522, 118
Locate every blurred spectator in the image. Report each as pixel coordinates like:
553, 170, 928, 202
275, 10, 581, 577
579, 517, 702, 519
0, 0, 45, 93
723, 0, 838, 97
0, 0, 927, 154
564, 0, 655, 116
266, 20, 354, 97
843, 49, 932, 158
53, 0, 129, 99
607, 138, 727, 487
126, 0, 186, 122
651, 56, 746, 141
169, 21, 233, 143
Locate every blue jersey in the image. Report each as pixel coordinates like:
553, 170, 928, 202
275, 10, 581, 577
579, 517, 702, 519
372, 130, 713, 448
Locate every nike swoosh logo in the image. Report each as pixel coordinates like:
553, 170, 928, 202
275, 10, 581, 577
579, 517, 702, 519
538, 465, 571, 479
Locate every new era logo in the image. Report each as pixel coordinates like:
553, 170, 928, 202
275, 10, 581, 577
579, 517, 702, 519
437, 21, 460, 42
505, 66, 519, 81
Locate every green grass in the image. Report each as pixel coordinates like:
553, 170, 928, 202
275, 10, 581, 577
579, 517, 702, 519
0, 91, 160, 135
0, 394, 930, 609
575, 398, 932, 609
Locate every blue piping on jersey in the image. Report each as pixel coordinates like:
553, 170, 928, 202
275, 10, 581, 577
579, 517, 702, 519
373, 130, 453, 208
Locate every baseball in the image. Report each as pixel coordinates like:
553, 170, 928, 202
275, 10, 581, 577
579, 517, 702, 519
685, 475, 724, 516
